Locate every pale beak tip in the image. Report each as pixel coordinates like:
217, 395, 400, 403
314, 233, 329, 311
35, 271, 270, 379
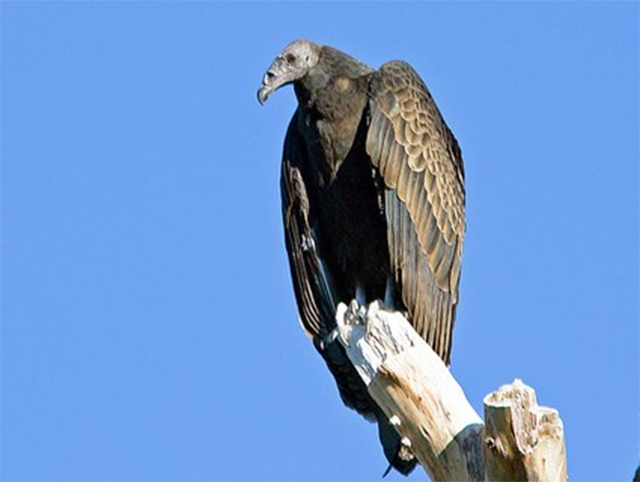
257, 86, 269, 106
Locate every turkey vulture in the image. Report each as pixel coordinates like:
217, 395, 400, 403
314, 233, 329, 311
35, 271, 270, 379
258, 40, 465, 475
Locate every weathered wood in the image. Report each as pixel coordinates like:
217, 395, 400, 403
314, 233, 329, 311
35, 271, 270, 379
484, 379, 567, 482
335, 300, 567, 482
336, 301, 484, 481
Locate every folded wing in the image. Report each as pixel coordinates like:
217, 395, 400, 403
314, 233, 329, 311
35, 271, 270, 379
366, 61, 466, 364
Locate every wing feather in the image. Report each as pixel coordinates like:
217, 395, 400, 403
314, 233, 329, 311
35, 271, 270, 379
366, 61, 465, 363
281, 126, 334, 340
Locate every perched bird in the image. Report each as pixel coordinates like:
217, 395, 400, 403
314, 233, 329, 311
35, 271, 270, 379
258, 40, 466, 475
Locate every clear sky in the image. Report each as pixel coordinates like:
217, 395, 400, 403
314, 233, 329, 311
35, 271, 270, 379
2, 2, 638, 481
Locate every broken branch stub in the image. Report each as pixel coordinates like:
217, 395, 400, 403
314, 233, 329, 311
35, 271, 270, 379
483, 379, 567, 482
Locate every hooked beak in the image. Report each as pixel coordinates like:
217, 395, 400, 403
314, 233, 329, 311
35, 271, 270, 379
257, 72, 277, 106
257, 57, 297, 105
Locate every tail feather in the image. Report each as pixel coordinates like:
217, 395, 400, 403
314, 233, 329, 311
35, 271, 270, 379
314, 335, 417, 476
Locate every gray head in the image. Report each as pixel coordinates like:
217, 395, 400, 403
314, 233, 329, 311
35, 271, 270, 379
257, 39, 321, 105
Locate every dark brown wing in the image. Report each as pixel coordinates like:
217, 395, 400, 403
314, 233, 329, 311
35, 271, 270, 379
366, 61, 465, 364
281, 109, 336, 341
281, 109, 376, 418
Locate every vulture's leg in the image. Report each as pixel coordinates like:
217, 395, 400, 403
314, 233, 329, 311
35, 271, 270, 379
384, 275, 396, 309
356, 283, 367, 306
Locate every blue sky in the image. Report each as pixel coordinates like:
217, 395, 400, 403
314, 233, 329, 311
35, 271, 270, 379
1, 2, 638, 481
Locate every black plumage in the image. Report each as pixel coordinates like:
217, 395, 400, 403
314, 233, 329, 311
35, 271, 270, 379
258, 40, 466, 475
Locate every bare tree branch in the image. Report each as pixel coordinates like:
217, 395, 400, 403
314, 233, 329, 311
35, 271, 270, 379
335, 301, 566, 482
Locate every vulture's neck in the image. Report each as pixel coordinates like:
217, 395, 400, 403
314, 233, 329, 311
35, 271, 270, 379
295, 47, 374, 119
294, 47, 375, 178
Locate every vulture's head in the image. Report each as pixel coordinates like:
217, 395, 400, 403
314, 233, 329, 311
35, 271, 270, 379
257, 39, 321, 105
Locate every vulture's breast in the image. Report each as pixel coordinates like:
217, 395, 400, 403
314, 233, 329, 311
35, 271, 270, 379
301, 88, 391, 302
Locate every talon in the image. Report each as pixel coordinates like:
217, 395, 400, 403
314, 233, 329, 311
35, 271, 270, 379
368, 300, 380, 317
319, 327, 339, 350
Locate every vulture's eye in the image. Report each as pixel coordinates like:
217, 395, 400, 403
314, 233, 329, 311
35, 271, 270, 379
285, 53, 296, 64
